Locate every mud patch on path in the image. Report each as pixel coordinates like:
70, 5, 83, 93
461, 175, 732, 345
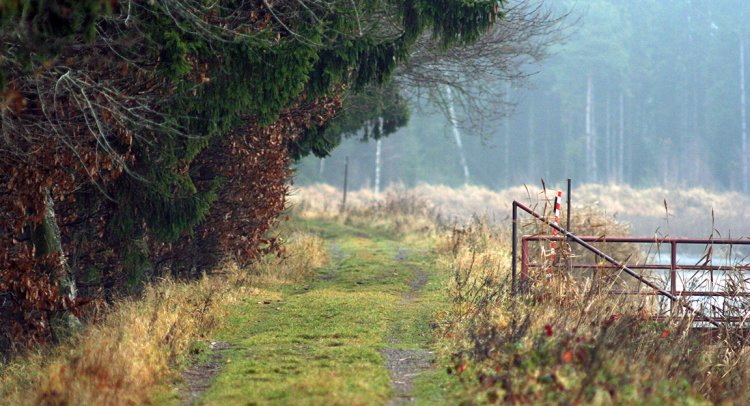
318, 244, 345, 282
181, 340, 230, 404
382, 267, 433, 404
380, 349, 433, 405
395, 248, 409, 262
404, 270, 428, 300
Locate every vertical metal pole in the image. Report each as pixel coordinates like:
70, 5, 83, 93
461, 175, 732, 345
512, 202, 518, 296
566, 179, 573, 276
669, 240, 677, 312
341, 156, 349, 213
566, 179, 572, 233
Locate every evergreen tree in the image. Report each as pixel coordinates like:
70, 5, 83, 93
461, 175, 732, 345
0, 0, 505, 345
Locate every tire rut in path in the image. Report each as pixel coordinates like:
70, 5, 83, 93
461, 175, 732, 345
381, 259, 432, 405
180, 340, 230, 404
381, 348, 433, 405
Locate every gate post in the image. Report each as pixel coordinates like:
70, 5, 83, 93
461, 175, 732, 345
670, 240, 678, 314
512, 202, 518, 296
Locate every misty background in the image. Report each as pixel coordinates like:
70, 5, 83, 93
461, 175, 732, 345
294, 0, 750, 237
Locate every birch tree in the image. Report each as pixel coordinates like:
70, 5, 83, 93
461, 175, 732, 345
445, 86, 470, 185
585, 74, 595, 182
375, 118, 383, 194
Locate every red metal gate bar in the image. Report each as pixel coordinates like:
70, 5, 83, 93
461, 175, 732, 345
522, 234, 750, 301
610, 290, 750, 297
511, 200, 724, 327
522, 235, 750, 245
526, 262, 750, 271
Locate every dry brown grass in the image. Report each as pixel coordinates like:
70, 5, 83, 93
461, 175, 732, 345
0, 275, 236, 405
290, 184, 441, 237
292, 182, 750, 238
437, 210, 750, 404
0, 231, 328, 405
341, 188, 438, 236
233, 231, 329, 286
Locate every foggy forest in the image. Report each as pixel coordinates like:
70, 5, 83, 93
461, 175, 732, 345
297, 0, 750, 193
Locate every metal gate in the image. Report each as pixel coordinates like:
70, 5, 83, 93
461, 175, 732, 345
512, 200, 750, 327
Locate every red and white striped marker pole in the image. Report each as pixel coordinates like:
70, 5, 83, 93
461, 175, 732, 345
548, 191, 562, 278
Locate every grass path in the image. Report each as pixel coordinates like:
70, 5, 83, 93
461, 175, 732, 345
197, 220, 458, 405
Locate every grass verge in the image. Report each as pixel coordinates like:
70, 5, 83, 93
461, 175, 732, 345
0, 231, 328, 405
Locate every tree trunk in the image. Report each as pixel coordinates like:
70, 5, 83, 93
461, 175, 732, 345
592, 102, 598, 183
528, 101, 536, 180
446, 86, 470, 185
741, 36, 748, 193
585, 74, 594, 182
503, 84, 512, 186
374, 117, 383, 194
31, 188, 79, 337
341, 156, 348, 212
504, 112, 511, 186
564, 113, 572, 179
542, 99, 550, 181
605, 94, 612, 183
618, 93, 625, 184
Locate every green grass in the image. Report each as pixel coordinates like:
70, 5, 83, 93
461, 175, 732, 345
413, 363, 463, 406
197, 219, 457, 405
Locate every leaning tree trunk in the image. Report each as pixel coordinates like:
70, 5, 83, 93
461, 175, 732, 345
31, 188, 79, 337
445, 86, 470, 186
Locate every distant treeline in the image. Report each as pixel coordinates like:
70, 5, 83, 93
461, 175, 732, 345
297, 0, 750, 193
